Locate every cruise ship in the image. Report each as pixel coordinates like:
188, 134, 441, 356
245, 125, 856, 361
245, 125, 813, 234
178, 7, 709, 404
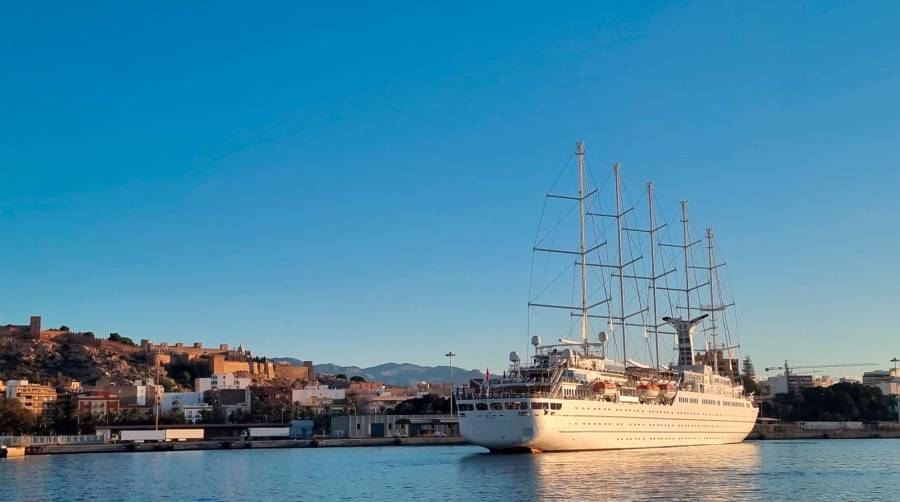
456, 142, 758, 452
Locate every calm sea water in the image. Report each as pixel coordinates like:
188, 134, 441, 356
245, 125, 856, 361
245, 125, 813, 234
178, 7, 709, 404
2, 439, 898, 501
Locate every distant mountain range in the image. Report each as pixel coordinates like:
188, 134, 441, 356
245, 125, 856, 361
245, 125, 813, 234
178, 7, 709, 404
273, 359, 483, 386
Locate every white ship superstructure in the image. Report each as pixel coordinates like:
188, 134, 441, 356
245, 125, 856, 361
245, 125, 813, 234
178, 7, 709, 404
456, 141, 758, 452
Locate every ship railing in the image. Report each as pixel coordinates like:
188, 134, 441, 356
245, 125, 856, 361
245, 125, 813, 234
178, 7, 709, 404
454, 390, 634, 401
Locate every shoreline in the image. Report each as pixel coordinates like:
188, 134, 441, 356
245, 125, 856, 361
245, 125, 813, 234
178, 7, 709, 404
8, 432, 900, 458
748, 430, 900, 441
12, 436, 469, 457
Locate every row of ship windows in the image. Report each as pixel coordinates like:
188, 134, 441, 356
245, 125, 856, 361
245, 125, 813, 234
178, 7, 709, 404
458, 402, 563, 412
564, 421, 732, 429
459, 401, 751, 414
571, 412, 742, 418
678, 396, 751, 408
563, 405, 749, 418
613, 436, 725, 441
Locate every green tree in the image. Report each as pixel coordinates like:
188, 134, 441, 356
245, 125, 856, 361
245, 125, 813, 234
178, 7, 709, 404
761, 382, 893, 421
741, 356, 755, 380
177, 371, 193, 388
112, 408, 146, 426
108, 333, 136, 346
740, 356, 760, 395
197, 408, 220, 424
349, 376, 366, 382
44, 405, 78, 434
162, 407, 187, 425
393, 394, 451, 415
0, 398, 36, 434
76, 413, 99, 435
228, 408, 251, 424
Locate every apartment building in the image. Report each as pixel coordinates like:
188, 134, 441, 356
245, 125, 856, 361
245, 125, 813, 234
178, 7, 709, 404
5, 380, 57, 415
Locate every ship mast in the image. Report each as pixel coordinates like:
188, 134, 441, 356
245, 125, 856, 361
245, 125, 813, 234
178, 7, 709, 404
648, 183, 659, 371
576, 141, 589, 355
614, 163, 627, 364
529, 141, 608, 355
681, 201, 691, 321
705, 226, 720, 375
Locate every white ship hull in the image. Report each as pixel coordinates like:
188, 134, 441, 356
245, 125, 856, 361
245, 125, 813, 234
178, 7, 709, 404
458, 391, 758, 452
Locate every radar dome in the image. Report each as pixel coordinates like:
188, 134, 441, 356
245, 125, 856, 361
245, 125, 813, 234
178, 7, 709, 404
509, 351, 520, 363
530, 335, 541, 348
598, 331, 608, 344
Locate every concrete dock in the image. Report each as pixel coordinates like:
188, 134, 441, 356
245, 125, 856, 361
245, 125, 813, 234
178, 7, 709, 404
0, 446, 26, 458
16, 436, 468, 456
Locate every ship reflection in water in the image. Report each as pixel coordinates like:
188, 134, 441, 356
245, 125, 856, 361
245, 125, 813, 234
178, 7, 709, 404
460, 443, 763, 500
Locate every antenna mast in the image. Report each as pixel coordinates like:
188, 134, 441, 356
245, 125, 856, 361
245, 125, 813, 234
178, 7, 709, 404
576, 141, 589, 355
614, 163, 627, 364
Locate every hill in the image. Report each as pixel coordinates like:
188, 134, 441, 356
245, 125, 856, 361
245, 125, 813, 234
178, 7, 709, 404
0, 331, 158, 386
274, 359, 483, 386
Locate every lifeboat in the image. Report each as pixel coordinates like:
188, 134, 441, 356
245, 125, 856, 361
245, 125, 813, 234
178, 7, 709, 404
592, 380, 619, 401
636, 382, 661, 400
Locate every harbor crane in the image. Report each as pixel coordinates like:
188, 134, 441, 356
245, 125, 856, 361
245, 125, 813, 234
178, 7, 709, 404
764, 360, 877, 379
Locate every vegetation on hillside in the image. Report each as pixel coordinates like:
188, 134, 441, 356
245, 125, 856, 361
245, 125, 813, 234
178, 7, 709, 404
108, 333, 136, 346
0, 331, 168, 388
165, 359, 211, 388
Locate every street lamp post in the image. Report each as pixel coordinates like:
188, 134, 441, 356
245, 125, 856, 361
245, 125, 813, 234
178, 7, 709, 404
446, 352, 456, 415
154, 350, 161, 431
892, 357, 899, 422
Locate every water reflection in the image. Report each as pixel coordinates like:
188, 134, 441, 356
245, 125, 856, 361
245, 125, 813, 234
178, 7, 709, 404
458, 451, 542, 499
460, 443, 762, 501
4, 440, 898, 501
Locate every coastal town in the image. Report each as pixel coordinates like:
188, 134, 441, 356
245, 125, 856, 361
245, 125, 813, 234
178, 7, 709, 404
1, 314, 898, 458
0, 315, 461, 455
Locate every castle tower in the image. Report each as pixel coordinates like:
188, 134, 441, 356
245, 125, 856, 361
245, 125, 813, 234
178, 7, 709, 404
29, 316, 41, 338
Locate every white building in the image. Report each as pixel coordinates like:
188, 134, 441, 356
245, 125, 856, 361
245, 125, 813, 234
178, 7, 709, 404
4, 380, 25, 400
130, 379, 157, 406
863, 369, 900, 396
361, 394, 407, 414
291, 384, 345, 406
161, 391, 211, 423
194, 373, 250, 393
766, 373, 814, 395
162, 392, 205, 413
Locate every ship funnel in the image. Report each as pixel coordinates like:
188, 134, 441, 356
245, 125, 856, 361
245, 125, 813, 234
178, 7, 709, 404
663, 314, 708, 367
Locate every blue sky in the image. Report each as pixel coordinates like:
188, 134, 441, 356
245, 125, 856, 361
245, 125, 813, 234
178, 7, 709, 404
1, 2, 899, 377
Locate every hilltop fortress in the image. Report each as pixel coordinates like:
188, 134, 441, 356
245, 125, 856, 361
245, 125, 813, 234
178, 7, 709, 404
140, 339, 314, 382
0, 316, 314, 386
0, 316, 43, 339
